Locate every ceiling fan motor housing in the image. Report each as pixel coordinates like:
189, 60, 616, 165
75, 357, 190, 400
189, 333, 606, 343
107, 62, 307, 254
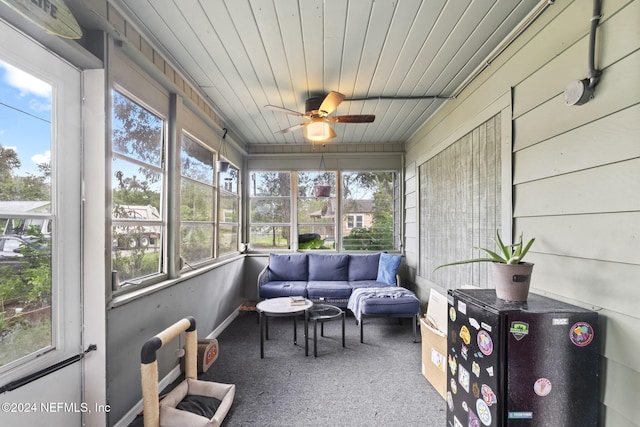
305, 96, 325, 114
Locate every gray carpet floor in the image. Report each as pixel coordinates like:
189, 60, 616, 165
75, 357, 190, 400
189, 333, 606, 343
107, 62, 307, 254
199, 310, 446, 426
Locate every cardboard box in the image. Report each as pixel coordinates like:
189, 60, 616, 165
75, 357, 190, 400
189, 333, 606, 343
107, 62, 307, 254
420, 289, 448, 400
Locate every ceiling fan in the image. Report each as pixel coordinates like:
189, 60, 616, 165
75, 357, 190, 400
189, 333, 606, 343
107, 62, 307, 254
265, 91, 375, 142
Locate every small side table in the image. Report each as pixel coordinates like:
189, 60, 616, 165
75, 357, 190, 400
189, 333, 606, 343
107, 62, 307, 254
308, 304, 345, 357
256, 297, 313, 358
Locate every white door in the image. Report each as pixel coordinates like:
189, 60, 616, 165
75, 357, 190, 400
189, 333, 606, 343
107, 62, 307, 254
0, 20, 83, 427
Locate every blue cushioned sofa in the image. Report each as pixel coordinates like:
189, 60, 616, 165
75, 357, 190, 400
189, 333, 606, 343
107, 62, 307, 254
257, 252, 402, 307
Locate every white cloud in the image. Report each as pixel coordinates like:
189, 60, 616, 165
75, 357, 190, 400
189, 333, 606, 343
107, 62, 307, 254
32, 150, 50, 165
0, 59, 51, 98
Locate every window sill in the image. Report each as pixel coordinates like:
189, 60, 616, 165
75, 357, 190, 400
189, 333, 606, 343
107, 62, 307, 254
108, 253, 245, 309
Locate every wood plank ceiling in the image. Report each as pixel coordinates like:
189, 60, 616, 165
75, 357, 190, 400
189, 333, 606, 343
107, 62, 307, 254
112, 0, 540, 146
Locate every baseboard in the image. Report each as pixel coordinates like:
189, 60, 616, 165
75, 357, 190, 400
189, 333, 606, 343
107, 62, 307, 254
205, 305, 241, 339
113, 306, 242, 427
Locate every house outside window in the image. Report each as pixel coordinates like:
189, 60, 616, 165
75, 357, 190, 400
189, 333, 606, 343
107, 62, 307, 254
342, 171, 397, 251
346, 213, 365, 229
247, 170, 399, 252
111, 89, 165, 288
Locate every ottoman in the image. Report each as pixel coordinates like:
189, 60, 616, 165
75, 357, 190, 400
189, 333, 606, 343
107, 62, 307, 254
347, 287, 421, 343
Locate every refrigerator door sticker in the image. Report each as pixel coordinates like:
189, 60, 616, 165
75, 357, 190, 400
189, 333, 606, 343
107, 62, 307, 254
477, 330, 494, 356
449, 354, 458, 375
460, 325, 471, 345
480, 322, 492, 332
468, 409, 481, 427
453, 415, 463, 427
450, 378, 458, 394
449, 306, 457, 322
476, 399, 492, 426
508, 412, 533, 419
472, 382, 480, 399
481, 384, 497, 406
534, 378, 552, 396
458, 300, 467, 315
447, 391, 454, 411
472, 361, 481, 377
570, 321, 595, 347
486, 366, 494, 377
469, 317, 480, 329
458, 365, 470, 393
461, 344, 469, 360
467, 411, 480, 427
509, 321, 529, 341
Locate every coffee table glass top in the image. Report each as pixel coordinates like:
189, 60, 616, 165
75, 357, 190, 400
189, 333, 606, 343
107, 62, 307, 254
308, 304, 343, 320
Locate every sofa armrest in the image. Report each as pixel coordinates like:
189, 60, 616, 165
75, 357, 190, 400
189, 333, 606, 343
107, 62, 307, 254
257, 264, 270, 288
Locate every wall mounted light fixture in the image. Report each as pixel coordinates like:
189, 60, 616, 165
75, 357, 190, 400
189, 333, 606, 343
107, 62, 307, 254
564, 0, 602, 106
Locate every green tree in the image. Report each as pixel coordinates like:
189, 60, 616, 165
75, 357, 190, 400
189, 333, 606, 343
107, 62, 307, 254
343, 172, 396, 250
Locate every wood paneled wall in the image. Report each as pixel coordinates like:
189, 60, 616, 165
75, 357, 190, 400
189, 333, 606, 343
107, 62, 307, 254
405, 1, 640, 425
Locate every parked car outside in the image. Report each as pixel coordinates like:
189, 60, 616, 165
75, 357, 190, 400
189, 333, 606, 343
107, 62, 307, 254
0, 234, 50, 268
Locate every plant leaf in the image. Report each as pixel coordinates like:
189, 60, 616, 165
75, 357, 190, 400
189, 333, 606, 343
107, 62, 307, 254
519, 237, 535, 259
478, 248, 507, 263
495, 230, 511, 260
433, 258, 495, 271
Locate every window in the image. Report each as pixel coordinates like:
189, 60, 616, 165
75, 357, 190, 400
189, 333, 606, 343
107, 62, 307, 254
180, 134, 215, 265
0, 60, 54, 369
111, 90, 165, 288
0, 36, 81, 379
218, 165, 239, 256
297, 171, 336, 250
247, 170, 400, 252
342, 171, 398, 251
249, 172, 291, 249
346, 214, 364, 229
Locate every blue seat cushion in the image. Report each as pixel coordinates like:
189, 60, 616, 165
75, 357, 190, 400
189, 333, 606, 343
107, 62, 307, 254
306, 280, 352, 299
259, 281, 308, 299
348, 253, 381, 281
360, 294, 420, 317
349, 280, 392, 290
308, 253, 349, 281
376, 253, 402, 285
268, 253, 308, 281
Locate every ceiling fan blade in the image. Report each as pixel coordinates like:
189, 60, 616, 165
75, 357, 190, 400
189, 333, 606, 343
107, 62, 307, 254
328, 114, 375, 123
275, 123, 306, 135
265, 104, 303, 117
319, 91, 345, 115
327, 125, 337, 140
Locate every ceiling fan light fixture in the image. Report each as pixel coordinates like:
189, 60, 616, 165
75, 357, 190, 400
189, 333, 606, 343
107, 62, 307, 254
304, 118, 333, 142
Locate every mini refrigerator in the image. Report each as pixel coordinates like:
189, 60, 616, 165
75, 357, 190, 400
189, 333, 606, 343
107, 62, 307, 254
446, 289, 599, 427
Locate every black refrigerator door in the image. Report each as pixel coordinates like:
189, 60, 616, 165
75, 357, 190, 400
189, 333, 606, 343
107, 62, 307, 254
448, 292, 503, 427
505, 310, 599, 426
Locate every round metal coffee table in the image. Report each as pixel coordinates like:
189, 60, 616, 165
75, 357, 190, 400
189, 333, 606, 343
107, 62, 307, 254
256, 297, 313, 358
308, 304, 345, 357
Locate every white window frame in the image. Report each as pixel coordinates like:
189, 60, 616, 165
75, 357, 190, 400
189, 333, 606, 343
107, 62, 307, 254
179, 131, 217, 266
109, 82, 168, 294
0, 23, 82, 384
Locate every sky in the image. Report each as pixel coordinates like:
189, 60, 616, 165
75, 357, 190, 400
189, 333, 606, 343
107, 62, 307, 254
0, 58, 51, 177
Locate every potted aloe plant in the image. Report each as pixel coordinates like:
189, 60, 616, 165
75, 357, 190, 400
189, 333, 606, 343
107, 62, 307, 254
435, 230, 535, 301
